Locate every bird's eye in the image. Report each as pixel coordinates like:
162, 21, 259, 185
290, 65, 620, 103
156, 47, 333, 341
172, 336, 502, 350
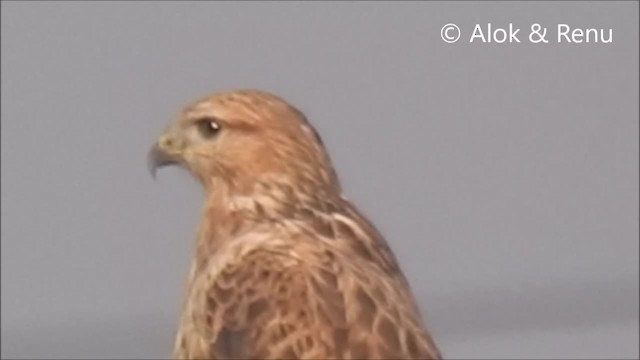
196, 117, 221, 138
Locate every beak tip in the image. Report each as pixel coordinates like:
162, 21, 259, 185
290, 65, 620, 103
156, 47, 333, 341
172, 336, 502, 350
148, 141, 178, 179
148, 165, 158, 180
147, 145, 161, 180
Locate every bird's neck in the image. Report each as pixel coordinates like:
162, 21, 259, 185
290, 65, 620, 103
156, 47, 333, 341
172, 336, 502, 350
193, 176, 341, 266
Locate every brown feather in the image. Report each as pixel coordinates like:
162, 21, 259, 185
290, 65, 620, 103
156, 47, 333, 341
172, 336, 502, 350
151, 89, 441, 359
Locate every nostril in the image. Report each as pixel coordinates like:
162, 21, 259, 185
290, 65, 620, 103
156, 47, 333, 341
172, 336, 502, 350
160, 136, 174, 148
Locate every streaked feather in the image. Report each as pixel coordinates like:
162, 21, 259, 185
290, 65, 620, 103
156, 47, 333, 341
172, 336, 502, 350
150, 90, 441, 359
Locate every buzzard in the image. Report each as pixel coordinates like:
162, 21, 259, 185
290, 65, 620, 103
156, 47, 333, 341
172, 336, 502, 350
149, 89, 441, 359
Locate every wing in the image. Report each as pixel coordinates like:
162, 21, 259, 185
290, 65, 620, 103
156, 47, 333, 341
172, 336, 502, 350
177, 244, 440, 359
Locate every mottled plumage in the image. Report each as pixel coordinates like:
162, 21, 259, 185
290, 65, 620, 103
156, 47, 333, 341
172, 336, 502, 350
149, 89, 441, 359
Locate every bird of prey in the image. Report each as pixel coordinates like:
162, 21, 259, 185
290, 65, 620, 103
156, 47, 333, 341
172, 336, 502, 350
149, 89, 441, 359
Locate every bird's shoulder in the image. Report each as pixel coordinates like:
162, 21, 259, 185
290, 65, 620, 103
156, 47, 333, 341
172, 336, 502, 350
176, 214, 439, 359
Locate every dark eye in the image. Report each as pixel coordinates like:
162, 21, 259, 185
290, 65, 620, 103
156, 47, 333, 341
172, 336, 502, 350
196, 117, 221, 138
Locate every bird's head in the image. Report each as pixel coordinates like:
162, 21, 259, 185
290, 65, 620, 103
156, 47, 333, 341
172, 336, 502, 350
149, 89, 340, 199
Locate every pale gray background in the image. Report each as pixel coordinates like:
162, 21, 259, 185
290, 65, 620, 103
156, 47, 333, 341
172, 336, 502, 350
1, 1, 638, 359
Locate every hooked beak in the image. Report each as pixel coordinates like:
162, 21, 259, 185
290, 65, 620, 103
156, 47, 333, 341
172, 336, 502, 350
148, 134, 183, 178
